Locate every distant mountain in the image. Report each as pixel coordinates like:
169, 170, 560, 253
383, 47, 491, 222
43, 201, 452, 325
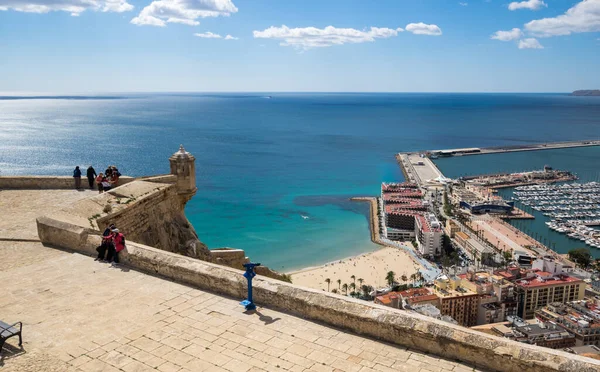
571, 90, 600, 96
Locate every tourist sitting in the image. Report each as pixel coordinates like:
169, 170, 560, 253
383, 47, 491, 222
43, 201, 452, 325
110, 166, 121, 187
101, 178, 112, 192
95, 224, 115, 261
95, 173, 105, 193
107, 228, 126, 267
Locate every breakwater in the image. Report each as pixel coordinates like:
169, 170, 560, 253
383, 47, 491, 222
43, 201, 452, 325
430, 139, 600, 157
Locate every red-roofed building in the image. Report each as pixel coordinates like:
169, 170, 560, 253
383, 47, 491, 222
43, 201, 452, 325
515, 273, 585, 319
381, 182, 421, 196
375, 288, 440, 310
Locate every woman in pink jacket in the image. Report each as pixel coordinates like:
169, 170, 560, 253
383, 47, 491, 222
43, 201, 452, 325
109, 228, 126, 267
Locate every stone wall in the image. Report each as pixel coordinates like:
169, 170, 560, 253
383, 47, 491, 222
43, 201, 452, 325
33, 216, 600, 372
0, 176, 134, 189
95, 182, 210, 260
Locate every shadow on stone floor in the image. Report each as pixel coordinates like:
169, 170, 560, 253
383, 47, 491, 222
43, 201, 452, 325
0, 343, 26, 365
244, 308, 282, 325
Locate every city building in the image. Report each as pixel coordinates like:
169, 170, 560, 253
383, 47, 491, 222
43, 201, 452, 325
491, 317, 576, 349
415, 213, 443, 257
375, 288, 440, 310
459, 200, 514, 215
459, 271, 518, 325
564, 345, 600, 360
535, 301, 600, 346
381, 183, 443, 256
445, 219, 461, 238
514, 271, 585, 319
433, 275, 480, 327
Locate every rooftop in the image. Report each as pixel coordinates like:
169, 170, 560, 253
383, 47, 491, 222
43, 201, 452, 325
515, 274, 584, 289
398, 288, 440, 304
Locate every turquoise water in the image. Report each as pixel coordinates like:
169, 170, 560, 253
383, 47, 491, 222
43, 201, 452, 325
434, 147, 600, 258
1, 93, 600, 270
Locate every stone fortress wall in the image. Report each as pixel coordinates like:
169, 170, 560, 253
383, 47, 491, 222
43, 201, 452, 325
5, 146, 599, 372
0, 175, 135, 189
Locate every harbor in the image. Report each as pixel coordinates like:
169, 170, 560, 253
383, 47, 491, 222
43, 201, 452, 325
391, 141, 600, 265
512, 182, 600, 249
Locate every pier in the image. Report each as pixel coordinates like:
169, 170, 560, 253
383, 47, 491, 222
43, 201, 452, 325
396, 153, 444, 187
428, 139, 600, 158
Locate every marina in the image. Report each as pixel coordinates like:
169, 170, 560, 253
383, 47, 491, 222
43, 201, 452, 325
512, 182, 600, 249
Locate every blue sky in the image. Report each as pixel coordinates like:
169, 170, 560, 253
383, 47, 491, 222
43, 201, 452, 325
0, 0, 599, 92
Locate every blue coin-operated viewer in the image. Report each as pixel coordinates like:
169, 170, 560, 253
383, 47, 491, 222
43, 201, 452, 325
241, 262, 261, 311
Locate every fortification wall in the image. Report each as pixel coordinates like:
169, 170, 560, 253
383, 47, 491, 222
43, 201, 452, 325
0, 176, 134, 189
94, 182, 210, 259
34, 215, 600, 372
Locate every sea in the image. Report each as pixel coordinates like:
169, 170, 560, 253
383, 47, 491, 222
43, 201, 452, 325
1, 93, 600, 270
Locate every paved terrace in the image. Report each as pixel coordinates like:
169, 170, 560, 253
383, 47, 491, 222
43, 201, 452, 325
0, 189, 482, 372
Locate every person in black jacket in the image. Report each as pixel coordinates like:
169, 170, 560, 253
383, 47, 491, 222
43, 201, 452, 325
86, 166, 97, 189
96, 224, 116, 261
73, 166, 82, 189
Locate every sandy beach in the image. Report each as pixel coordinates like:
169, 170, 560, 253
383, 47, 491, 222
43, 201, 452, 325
290, 246, 423, 292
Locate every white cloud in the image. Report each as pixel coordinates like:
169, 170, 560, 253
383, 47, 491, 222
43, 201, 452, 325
194, 32, 238, 40
0, 0, 133, 16
525, 0, 600, 37
131, 0, 237, 27
252, 25, 404, 49
518, 37, 544, 48
459, 2, 468, 6
194, 31, 222, 38
405, 22, 443, 36
490, 28, 523, 41
508, 0, 547, 11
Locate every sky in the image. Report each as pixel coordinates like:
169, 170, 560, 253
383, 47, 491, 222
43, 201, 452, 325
0, 0, 599, 93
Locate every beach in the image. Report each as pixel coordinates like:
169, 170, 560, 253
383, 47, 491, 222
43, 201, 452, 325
290, 246, 422, 292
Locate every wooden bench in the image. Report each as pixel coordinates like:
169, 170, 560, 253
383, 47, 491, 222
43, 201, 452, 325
0, 321, 22, 355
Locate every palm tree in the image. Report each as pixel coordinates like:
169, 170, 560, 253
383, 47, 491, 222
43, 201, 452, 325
410, 273, 417, 286
336, 279, 341, 289
502, 251, 512, 268
385, 271, 395, 287
416, 271, 424, 285
342, 283, 348, 295
325, 278, 331, 292
361, 285, 371, 298
358, 278, 364, 287
351, 275, 356, 286
401, 274, 408, 283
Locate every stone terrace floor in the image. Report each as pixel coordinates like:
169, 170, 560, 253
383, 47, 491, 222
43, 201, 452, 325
0, 190, 485, 372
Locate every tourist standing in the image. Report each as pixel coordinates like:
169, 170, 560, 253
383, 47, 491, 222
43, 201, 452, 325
73, 166, 82, 189
86, 165, 97, 189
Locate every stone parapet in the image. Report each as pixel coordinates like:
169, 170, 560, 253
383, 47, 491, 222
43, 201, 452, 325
0, 176, 134, 190
34, 215, 600, 372
137, 174, 177, 184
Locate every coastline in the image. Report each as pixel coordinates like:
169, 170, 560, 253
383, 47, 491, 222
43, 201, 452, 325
290, 196, 424, 291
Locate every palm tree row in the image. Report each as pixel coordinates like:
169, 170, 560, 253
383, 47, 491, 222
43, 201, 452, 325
324, 276, 365, 297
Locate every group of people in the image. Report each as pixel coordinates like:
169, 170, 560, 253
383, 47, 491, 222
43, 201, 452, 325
73, 165, 121, 192
95, 224, 126, 267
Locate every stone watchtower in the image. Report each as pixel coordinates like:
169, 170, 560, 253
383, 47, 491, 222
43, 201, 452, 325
169, 145, 197, 204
